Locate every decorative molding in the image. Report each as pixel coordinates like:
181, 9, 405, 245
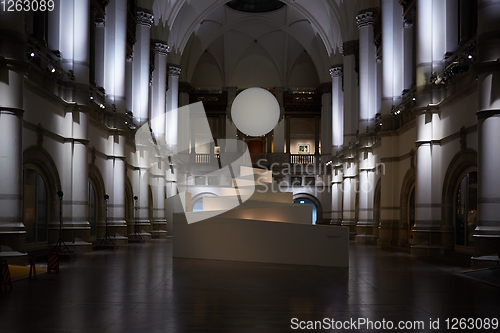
329, 66, 343, 78
342, 40, 359, 56
95, 17, 105, 27
168, 65, 182, 77
403, 18, 413, 28
154, 42, 171, 56
136, 11, 154, 28
356, 11, 374, 28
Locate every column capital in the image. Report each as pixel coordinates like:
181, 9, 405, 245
154, 42, 171, 56
342, 40, 359, 56
168, 65, 181, 77
356, 11, 374, 28
330, 66, 343, 78
136, 10, 154, 28
403, 18, 413, 28
95, 17, 105, 27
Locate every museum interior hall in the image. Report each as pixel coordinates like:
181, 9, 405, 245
1, 0, 500, 332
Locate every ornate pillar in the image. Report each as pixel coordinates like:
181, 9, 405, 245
412, 0, 446, 256
378, 0, 404, 247
132, 10, 153, 123
355, 10, 378, 243
150, 42, 170, 238
104, 0, 127, 112
403, 14, 414, 92
320, 83, 332, 156
0, 10, 27, 259
331, 167, 344, 226
94, 17, 106, 88
166, 65, 181, 198
357, 10, 378, 130
342, 40, 359, 151
342, 160, 358, 239
104, 0, 128, 243
330, 66, 344, 152
55, 0, 92, 251
474, 0, 500, 267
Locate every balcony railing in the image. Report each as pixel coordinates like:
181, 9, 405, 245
192, 153, 319, 166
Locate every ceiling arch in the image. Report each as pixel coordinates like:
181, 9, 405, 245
151, 0, 364, 58
183, 15, 328, 83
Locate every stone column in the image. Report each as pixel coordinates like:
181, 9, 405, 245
0, 10, 27, 259
166, 65, 181, 198
150, 42, 169, 238
342, 40, 359, 151
403, 15, 414, 92
94, 18, 106, 88
355, 10, 378, 243
330, 66, 344, 153
321, 84, 333, 156
342, 160, 358, 239
378, 0, 404, 247
412, 0, 446, 256
331, 170, 344, 226
357, 10, 378, 130
132, 10, 153, 123
103, 0, 128, 242
474, 0, 500, 267
104, 0, 127, 112
54, 0, 91, 251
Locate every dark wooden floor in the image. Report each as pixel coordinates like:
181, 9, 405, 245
1, 239, 499, 332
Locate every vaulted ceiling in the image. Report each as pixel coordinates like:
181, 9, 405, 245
137, 0, 375, 88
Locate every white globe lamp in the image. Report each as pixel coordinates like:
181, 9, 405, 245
231, 87, 280, 137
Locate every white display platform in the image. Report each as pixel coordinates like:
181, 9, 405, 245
173, 213, 349, 267
171, 166, 349, 267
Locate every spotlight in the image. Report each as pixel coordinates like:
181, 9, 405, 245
47, 63, 56, 73
468, 55, 473, 59
30, 52, 35, 57
90, 95, 94, 100
413, 97, 416, 101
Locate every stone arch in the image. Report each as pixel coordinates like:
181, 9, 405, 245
441, 149, 477, 251
124, 175, 134, 229
191, 192, 219, 211
88, 164, 106, 238
23, 147, 61, 236
293, 193, 323, 224
399, 167, 416, 246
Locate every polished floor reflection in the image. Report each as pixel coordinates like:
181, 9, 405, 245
1, 240, 499, 332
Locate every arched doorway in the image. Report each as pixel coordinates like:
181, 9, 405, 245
191, 192, 219, 213
442, 149, 477, 252
23, 167, 49, 245
293, 198, 317, 224
399, 167, 416, 246
454, 171, 477, 251
293, 193, 322, 225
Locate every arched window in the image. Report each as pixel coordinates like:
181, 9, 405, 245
23, 168, 48, 244
88, 182, 98, 237
455, 171, 477, 249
